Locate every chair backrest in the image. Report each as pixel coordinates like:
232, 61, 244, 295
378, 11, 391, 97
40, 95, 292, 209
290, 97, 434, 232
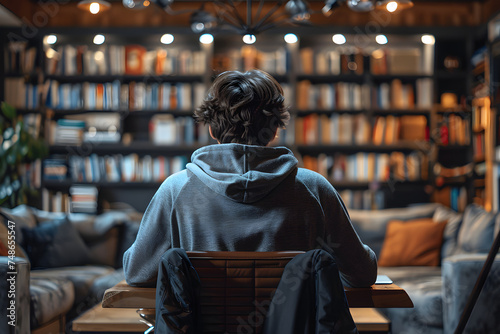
186, 251, 304, 334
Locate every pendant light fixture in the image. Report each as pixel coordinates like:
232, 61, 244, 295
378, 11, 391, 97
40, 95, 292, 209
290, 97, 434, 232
376, 0, 414, 13
77, 0, 111, 14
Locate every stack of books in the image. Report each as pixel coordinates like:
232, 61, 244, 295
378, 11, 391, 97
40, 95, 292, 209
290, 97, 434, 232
51, 119, 85, 145
70, 185, 98, 214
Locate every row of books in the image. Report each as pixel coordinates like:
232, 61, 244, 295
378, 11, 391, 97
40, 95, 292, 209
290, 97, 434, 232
45, 80, 206, 111
19, 160, 42, 190
296, 81, 370, 111
42, 189, 70, 213
295, 79, 433, 111
339, 189, 386, 210
4, 42, 38, 74
149, 115, 211, 145
299, 49, 364, 75
295, 114, 428, 146
370, 48, 432, 75
45, 44, 206, 76
432, 186, 468, 212
4, 78, 41, 110
373, 79, 433, 110
44, 154, 188, 183
302, 151, 428, 182
212, 46, 289, 75
299, 47, 432, 76
437, 114, 471, 146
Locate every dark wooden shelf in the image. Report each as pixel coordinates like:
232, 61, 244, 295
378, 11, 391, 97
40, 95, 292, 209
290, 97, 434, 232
330, 180, 427, 188
296, 142, 431, 153
49, 109, 194, 117
296, 74, 365, 83
296, 109, 366, 115
371, 74, 433, 81
43, 179, 162, 189
437, 144, 471, 149
436, 110, 471, 115
434, 70, 468, 79
49, 142, 202, 155
45, 74, 204, 83
372, 109, 431, 116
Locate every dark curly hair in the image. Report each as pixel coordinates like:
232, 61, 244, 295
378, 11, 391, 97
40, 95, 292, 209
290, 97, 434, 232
193, 70, 290, 146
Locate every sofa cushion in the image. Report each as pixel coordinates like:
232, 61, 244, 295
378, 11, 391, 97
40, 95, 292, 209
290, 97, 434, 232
455, 204, 497, 255
433, 205, 463, 259
29, 276, 74, 329
31, 265, 116, 319
0, 205, 37, 246
0, 218, 29, 259
21, 218, 91, 269
349, 203, 439, 257
379, 266, 444, 330
378, 219, 447, 267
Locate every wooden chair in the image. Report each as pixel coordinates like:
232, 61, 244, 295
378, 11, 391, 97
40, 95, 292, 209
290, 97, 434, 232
183, 251, 304, 334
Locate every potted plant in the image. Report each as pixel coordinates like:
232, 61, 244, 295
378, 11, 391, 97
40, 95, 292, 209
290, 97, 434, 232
0, 102, 48, 207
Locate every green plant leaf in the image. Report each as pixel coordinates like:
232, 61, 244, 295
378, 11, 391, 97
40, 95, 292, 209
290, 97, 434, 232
1, 102, 16, 120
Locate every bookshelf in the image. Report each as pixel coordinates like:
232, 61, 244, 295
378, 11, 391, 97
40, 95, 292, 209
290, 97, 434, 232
0, 26, 486, 212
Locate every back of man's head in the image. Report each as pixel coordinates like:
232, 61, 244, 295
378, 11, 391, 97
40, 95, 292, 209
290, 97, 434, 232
194, 70, 290, 146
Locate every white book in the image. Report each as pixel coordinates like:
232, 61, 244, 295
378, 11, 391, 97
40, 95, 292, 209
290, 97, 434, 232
328, 51, 340, 75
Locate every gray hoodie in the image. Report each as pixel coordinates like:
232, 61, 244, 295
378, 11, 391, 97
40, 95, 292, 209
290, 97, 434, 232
123, 143, 377, 287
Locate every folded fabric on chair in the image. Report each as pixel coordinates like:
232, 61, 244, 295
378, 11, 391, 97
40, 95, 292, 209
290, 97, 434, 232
155, 248, 201, 334
263, 249, 358, 334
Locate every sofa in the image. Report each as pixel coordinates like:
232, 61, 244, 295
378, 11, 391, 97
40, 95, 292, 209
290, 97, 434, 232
0, 204, 142, 334
349, 203, 500, 334
1, 202, 499, 334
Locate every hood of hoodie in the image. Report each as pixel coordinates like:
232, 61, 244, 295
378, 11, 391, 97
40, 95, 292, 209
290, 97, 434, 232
186, 144, 298, 203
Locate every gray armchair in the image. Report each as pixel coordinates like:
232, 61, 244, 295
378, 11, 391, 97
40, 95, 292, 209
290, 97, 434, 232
442, 253, 500, 334
0, 256, 30, 334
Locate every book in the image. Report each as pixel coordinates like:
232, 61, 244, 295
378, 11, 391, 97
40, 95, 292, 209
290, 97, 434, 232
125, 45, 147, 75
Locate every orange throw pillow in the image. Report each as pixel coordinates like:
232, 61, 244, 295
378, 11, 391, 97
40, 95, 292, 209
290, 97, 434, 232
378, 218, 447, 267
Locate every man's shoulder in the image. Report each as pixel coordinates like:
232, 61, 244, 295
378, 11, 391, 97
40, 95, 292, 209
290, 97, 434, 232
158, 169, 190, 194
296, 167, 333, 189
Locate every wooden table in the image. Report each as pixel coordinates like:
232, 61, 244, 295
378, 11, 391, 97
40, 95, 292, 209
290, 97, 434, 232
74, 276, 409, 333
73, 305, 390, 333
101, 279, 413, 309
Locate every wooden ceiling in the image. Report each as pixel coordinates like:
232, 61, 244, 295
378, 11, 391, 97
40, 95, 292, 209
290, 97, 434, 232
0, 0, 498, 29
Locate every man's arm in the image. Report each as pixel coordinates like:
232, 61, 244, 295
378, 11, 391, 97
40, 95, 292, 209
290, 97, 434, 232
123, 180, 176, 287
317, 179, 378, 288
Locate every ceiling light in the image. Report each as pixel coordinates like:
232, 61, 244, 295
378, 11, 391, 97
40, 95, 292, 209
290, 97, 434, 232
45, 35, 57, 45
332, 34, 346, 45
160, 34, 174, 44
93, 34, 105, 45
421, 34, 435, 45
322, 0, 340, 16
122, 0, 151, 9
347, 0, 375, 12
285, 0, 311, 21
77, 0, 111, 14
243, 34, 257, 44
386, 1, 398, 12
190, 6, 217, 33
284, 33, 298, 44
199, 33, 214, 45
376, 34, 388, 44
376, 0, 414, 12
